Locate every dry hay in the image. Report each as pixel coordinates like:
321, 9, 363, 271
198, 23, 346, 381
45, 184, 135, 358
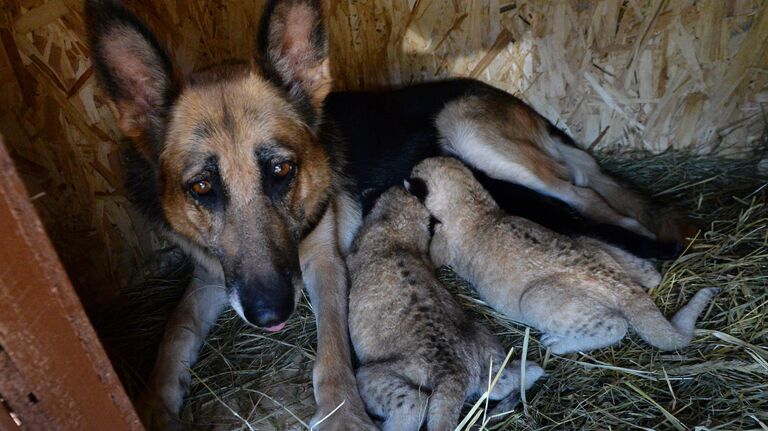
100, 146, 768, 431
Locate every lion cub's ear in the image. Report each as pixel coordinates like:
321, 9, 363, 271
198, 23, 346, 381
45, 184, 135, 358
404, 177, 430, 204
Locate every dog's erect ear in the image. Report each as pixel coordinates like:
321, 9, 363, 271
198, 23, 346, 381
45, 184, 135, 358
258, 0, 331, 115
85, 0, 177, 164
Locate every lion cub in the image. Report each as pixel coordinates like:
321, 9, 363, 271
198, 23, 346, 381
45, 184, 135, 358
407, 157, 718, 355
348, 187, 543, 431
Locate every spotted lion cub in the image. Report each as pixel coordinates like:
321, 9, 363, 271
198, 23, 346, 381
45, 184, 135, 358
348, 187, 543, 431
407, 157, 719, 355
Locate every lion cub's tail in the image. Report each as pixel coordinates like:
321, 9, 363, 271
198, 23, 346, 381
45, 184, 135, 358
624, 288, 719, 351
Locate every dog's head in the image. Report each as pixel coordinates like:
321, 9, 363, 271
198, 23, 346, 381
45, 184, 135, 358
86, 0, 334, 331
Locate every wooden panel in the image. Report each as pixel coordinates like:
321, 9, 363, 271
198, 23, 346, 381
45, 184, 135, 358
0, 136, 142, 431
0, 1, 765, 308
328, 0, 768, 153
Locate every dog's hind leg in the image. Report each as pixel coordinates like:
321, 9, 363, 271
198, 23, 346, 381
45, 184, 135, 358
556, 143, 697, 243
138, 264, 228, 430
435, 95, 656, 239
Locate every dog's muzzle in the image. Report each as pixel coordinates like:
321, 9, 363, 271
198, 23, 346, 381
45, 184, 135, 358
232, 271, 296, 331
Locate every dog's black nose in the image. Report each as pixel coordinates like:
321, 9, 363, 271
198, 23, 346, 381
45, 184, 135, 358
236, 272, 295, 331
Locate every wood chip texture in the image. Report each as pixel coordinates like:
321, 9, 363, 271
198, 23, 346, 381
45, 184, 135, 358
0, 0, 765, 305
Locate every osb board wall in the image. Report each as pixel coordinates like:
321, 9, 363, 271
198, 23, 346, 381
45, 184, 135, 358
329, 0, 768, 152
0, 0, 766, 307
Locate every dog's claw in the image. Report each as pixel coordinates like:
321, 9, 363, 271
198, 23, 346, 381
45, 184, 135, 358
137, 390, 186, 431
309, 402, 378, 431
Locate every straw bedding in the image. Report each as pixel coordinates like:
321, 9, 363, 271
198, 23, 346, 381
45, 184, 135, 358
99, 147, 768, 431
4, 1, 767, 428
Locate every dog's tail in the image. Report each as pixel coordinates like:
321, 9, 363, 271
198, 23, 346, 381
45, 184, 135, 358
623, 288, 719, 351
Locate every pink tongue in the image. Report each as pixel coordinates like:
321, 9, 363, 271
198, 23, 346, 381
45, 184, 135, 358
265, 321, 287, 333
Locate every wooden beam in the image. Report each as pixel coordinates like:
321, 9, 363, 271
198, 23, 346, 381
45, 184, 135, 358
0, 136, 142, 431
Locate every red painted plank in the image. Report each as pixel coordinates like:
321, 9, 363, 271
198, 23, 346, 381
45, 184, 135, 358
0, 136, 142, 431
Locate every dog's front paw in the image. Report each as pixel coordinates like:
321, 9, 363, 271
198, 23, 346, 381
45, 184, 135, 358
309, 399, 378, 431
137, 390, 186, 431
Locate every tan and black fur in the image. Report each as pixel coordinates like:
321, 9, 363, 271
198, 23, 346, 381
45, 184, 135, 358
85, 0, 691, 429
348, 187, 543, 431
86, 1, 371, 429
408, 157, 718, 354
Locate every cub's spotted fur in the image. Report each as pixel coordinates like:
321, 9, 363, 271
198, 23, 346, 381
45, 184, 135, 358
348, 187, 543, 431
409, 157, 718, 354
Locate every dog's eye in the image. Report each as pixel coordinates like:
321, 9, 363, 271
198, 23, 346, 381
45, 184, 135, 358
273, 161, 295, 178
191, 179, 213, 196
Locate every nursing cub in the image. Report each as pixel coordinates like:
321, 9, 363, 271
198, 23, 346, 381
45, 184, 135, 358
348, 187, 543, 431
408, 157, 718, 354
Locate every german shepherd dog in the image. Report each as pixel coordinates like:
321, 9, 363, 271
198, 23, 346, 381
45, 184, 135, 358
85, 0, 690, 429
